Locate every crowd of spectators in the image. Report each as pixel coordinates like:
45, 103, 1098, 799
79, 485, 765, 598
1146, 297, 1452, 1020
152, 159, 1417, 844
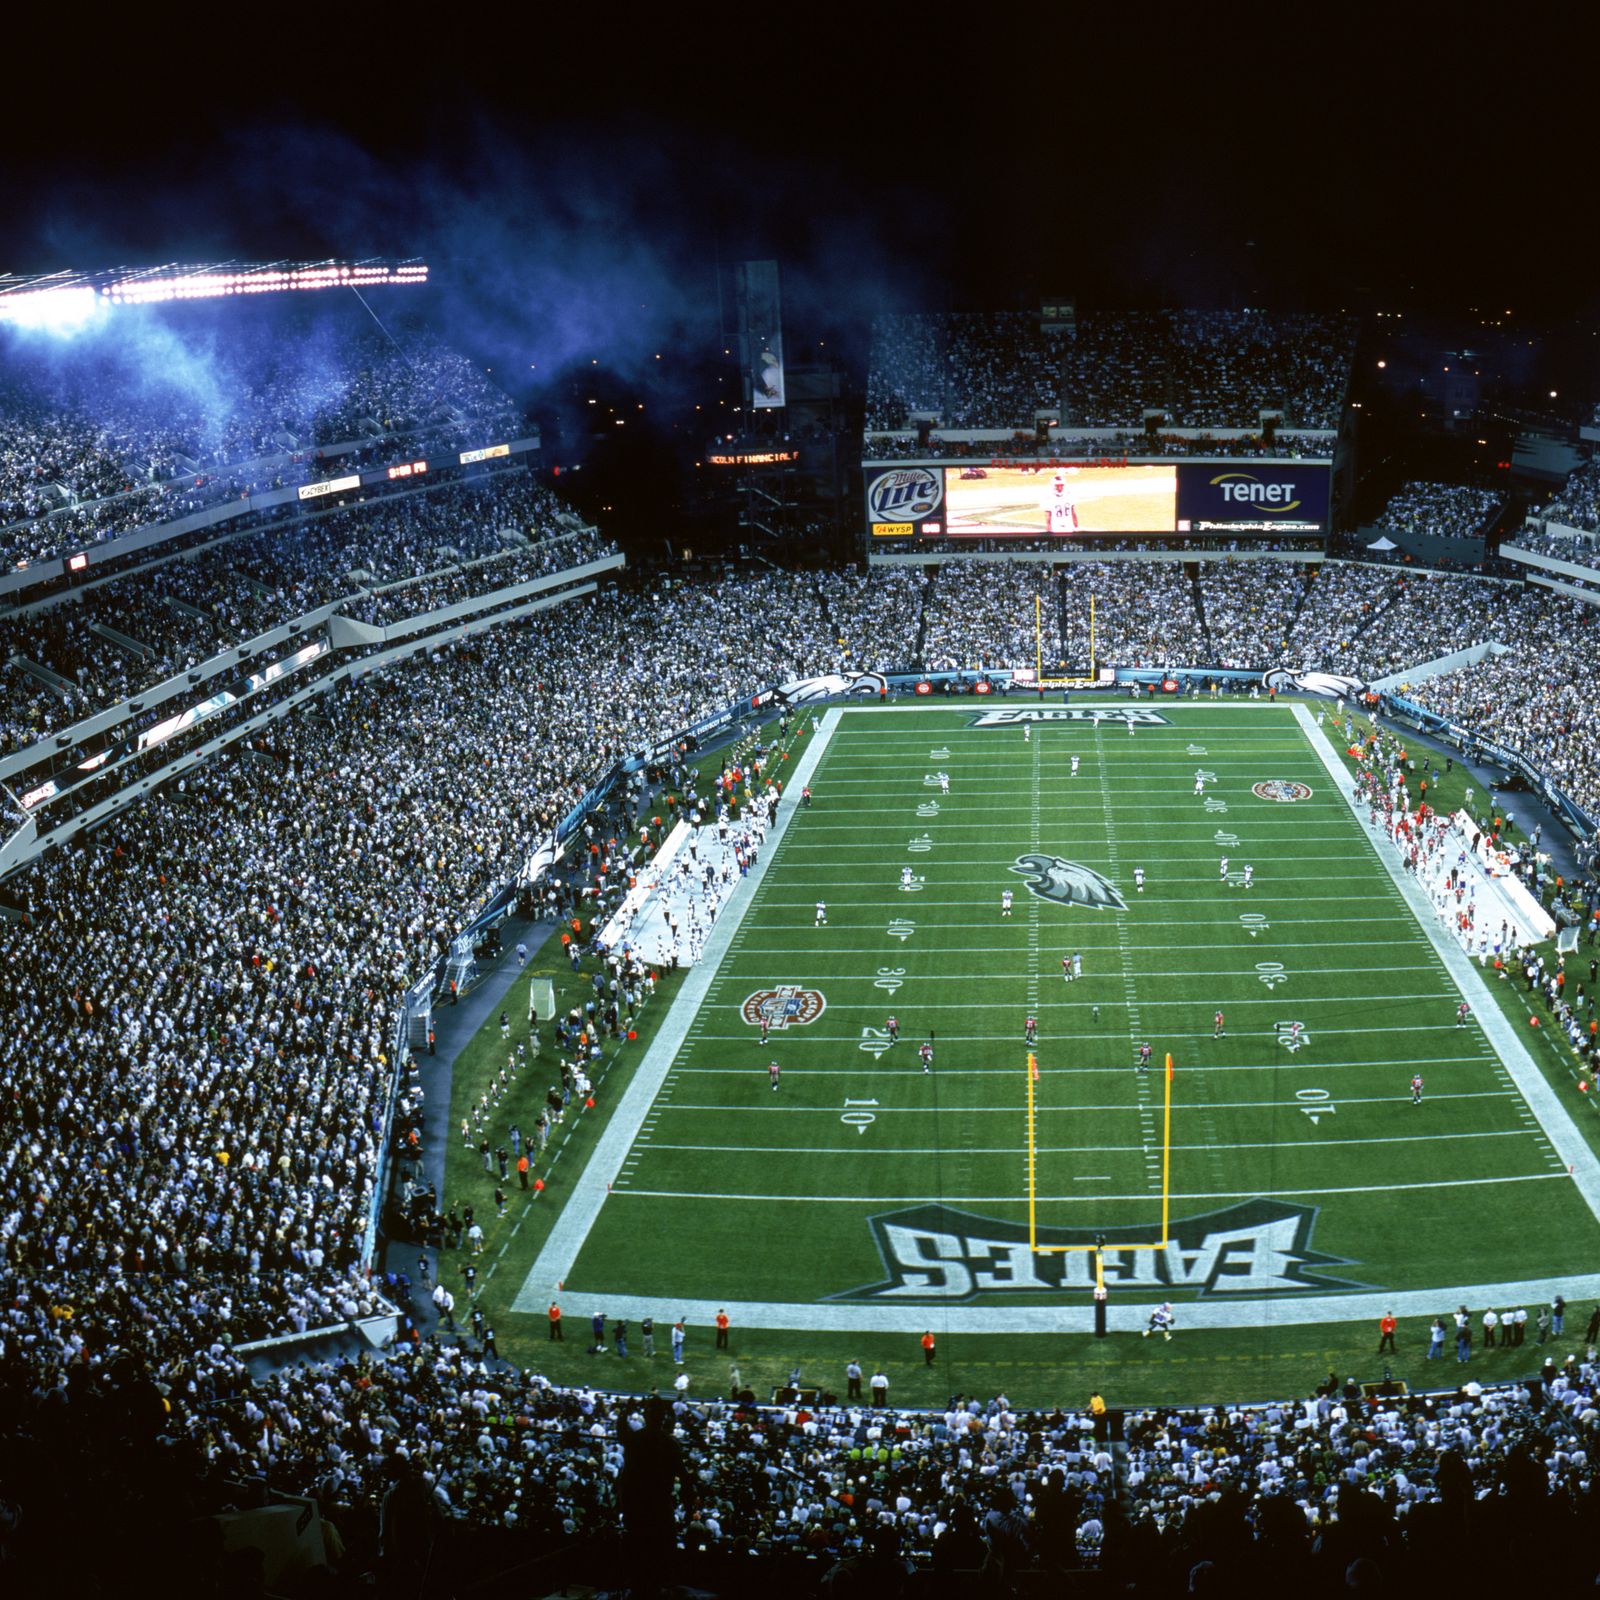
1507, 524, 1600, 580
1375, 481, 1505, 542
867, 310, 1355, 434
814, 566, 926, 672
0, 545, 1598, 1584
1113, 1355, 1600, 1561
12, 544, 1599, 836
344, 530, 614, 629
1403, 587, 1600, 819
1160, 311, 1355, 430
1534, 456, 1600, 533
940, 313, 1064, 429
862, 430, 1334, 461
863, 315, 948, 429
1199, 562, 1311, 669
0, 472, 591, 752
922, 562, 1063, 671
1284, 565, 1551, 687
0, 308, 518, 571
1060, 562, 1207, 668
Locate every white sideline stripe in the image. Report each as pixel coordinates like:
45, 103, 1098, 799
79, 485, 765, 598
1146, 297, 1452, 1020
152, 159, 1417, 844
633, 1129, 1541, 1156
727, 933, 1436, 949
503, 1268, 1600, 1337
512, 706, 844, 1315
522, 703, 1600, 1335
612, 1173, 1565, 1204
1291, 701, 1600, 1223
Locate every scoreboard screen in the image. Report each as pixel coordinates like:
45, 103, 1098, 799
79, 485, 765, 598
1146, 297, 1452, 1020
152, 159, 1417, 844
866, 461, 1330, 541
945, 464, 1176, 536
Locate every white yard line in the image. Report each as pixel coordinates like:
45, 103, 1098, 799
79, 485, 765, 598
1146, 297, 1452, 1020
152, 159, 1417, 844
715, 935, 1437, 952
629, 1089, 1515, 1115
613, 1173, 1564, 1204
625, 1129, 1542, 1156
517, 702, 1600, 1335
655, 1057, 1500, 1076
695, 963, 1445, 981
510, 707, 843, 1313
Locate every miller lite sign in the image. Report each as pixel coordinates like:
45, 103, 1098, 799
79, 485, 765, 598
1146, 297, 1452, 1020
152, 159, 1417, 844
867, 466, 943, 526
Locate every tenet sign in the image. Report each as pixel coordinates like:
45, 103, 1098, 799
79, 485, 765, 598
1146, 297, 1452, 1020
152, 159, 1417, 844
1176, 463, 1330, 534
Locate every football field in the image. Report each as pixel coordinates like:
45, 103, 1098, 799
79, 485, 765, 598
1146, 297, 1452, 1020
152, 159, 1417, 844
515, 702, 1600, 1347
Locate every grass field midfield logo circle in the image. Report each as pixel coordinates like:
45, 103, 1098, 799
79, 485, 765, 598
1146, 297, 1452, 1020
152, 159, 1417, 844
1252, 780, 1313, 803
1009, 853, 1126, 911
741, 986, 827, 1028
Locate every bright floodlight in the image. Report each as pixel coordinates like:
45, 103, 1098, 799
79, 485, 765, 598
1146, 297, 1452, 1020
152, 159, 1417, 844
0, 286, 104, 334
0, 259, 427, 330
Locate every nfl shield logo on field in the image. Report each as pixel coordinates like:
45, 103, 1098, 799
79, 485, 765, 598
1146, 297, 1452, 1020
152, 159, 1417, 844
742, 986, 827, 1028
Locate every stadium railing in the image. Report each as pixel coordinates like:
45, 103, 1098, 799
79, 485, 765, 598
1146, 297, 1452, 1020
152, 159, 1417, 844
1380, 691, 1596, 836
0, 436, 542, 602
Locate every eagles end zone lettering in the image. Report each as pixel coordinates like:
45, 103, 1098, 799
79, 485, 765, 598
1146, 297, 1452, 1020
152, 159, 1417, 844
833, 1201, 1355, 1302
970, 708, 1170, 727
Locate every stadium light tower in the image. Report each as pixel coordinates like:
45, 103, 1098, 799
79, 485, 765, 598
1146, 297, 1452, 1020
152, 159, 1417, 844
0, 258, 429, 334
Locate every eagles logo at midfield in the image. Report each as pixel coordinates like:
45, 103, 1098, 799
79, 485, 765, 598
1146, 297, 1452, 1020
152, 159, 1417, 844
1009, 854, 1127, 911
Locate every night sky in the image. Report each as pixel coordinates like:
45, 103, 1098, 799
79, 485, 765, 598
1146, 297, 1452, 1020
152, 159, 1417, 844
2, 8, 1595, 527
4, 16, 1592, 323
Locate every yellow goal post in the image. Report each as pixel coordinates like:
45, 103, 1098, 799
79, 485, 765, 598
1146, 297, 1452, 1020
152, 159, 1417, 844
1026, 1051, 1174, 1284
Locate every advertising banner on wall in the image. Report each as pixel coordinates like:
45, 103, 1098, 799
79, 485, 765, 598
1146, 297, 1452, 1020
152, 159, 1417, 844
865, 465, 945, 537
1175, 463, 1330, 534
737, 260, 786, 410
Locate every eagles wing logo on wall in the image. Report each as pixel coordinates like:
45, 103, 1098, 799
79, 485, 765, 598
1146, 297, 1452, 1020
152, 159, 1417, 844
1261, 668, 1367, 699
773, 671, 889, 705
1009, 854, 1127, 911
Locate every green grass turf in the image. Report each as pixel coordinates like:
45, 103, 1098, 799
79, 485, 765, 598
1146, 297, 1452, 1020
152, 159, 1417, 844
434, 701, 1600, 1407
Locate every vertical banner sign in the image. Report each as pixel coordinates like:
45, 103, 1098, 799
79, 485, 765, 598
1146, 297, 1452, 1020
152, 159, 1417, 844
737, 260, 786, 410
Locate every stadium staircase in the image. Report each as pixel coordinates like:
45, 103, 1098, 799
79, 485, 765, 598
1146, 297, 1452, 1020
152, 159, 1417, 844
813, 573, 835, 638
1343, 572, 1409, 642
1109, 1437, 1136, 1519
1190, 567, 1214, 659
1282, 566, 1319, 640
913, 567, 937, 665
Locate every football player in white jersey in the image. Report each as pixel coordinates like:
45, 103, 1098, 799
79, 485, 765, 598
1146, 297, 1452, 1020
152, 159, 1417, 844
1042, 472, 1079, 533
